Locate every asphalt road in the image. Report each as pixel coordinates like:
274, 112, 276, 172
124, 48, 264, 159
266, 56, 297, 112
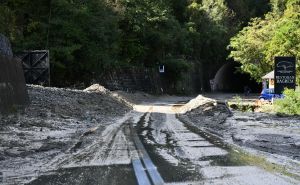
26, 99, 297, 185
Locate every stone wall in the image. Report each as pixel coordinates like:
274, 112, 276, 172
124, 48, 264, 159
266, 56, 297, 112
101, 67, 161, 94
100, 66, 200, 95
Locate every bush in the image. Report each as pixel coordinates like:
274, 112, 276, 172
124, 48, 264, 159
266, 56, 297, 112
160, 58, 191, 94
163, 58, 190, 82
274, 89, 300, 115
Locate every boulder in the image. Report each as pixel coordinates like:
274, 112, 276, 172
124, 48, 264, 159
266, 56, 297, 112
0, 33, 13, 57
0, 34, 29, 114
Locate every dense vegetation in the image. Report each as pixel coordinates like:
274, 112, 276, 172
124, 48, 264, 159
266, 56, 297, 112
274, 88, 300, 115
230, 0, 300, 85
3, 0, 297, 88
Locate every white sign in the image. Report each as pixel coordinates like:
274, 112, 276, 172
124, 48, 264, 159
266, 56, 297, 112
159, 65, 165, 73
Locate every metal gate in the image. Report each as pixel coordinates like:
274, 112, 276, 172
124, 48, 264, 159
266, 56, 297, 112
16, 50, 50, 86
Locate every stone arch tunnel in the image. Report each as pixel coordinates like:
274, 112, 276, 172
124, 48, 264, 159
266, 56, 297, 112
212, 62, 261, 93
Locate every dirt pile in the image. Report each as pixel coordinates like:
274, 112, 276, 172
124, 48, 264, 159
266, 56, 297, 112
179, 95, 217, 114
83, 84, 108, 94
178, 102, 231, 137
0, 85, 131, 184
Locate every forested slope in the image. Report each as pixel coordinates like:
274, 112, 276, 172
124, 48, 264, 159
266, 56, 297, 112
0, 0, 274, 88
230, 0, 300, 85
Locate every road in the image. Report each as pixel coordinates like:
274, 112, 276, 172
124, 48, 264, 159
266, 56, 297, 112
26, 98, 297, 185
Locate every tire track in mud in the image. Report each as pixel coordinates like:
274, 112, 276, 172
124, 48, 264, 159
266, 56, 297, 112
59, 126, 125, 166
135, 103, 298, 185
47, 113, 141, 169
136, 111, 205, 182
25, 102, 298, 185
130, 113, 164, 185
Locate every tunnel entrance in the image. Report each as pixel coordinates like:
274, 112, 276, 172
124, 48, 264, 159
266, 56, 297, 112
212, 62, 261, 93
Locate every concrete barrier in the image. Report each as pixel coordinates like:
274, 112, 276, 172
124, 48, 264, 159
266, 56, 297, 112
0, 55, 29, 113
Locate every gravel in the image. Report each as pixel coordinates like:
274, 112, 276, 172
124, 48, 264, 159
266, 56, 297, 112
178, 97, 300, 178
0, 84, 131, 185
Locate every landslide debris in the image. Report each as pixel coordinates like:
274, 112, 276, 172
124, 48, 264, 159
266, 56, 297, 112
178, 96, 300, 177
0, 84, 131, 185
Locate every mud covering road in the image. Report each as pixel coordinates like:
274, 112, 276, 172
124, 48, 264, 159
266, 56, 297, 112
0, 85, 130, 184
179, 100, 300, 179
0, 86, 299, 185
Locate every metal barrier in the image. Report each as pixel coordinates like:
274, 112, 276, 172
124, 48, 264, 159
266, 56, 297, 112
16, 50, 50, 86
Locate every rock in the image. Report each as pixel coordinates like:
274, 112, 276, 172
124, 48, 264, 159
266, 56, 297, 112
5, 148, 22, 157
17, 132, 25, 137
83, 84, 108, 93
0, 33, 13, 57
35, 141, 66, 152
77, 99, 85, 105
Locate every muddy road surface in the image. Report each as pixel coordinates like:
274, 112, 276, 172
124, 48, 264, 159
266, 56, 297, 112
21, 97, 298, 185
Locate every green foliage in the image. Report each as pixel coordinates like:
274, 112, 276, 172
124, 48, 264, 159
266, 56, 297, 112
0, 4, 16, 39
274, 89, 300, 115
230, 95, 256, 112
226, 0, 270, 25
185, 0, 235, 66
2, 0, 121, 86
163, 58, 190, 82
119, 0, 187, 67
0, 0, 271, 88
229, 0, 300, 84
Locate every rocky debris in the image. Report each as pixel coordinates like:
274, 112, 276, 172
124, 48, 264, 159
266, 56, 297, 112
0, 33, 13, 57
179, 102, 231, 136
179, 95, 216, 114
179, 102, 300, 178
227, 112, 300, 160
113, 90, 153, 105
35, 141, 67, 152
179, 100, 300, 160
83, 84, 108, 93
0, 84, 131, 184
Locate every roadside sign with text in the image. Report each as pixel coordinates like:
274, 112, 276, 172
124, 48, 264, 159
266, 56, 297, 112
274, 56, 296, 94
159, 65, 165, 73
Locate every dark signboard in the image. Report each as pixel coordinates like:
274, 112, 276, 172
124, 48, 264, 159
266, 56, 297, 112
16, 50, 50, 86
274, 56, 296, 94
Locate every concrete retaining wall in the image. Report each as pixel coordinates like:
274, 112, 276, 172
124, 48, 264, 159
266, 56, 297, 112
100, 66, 200, 95
101, 67, 161, 94
0, 55, 29, 113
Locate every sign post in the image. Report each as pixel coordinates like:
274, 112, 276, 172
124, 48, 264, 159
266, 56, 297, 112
274, 56, 296, 94
159, 65, 165, 73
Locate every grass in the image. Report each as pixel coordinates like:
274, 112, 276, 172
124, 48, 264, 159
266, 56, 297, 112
273, 89, 300, 115
228, 95, 257, 112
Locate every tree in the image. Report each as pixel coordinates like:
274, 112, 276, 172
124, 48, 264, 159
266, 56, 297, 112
0, 3, 16, 39
4, 0, 121, 86
229, 0, 300, 84
118, 0, 187, 67
0, 0, 273, 89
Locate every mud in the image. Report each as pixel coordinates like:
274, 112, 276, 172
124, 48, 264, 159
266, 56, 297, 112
178, 100, 300, 178
135, 102, 297, 184
1, 88, 299, 185
0, 85, 131, 184
27, 165, 136, 185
